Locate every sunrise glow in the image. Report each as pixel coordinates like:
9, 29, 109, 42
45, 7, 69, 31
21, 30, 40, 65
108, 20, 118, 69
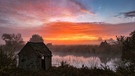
0, 0, 135, 45
44, 35, 98, 41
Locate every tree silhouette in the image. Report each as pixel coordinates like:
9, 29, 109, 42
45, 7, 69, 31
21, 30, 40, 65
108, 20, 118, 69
116, 31, 135, 64
122, 31, 135, 64
1, 33, 24, 46
115, 31, 135, 75
29, 34, 44, 42
1, 33, 24, 57
99, 40, 110, 48
0, 46, 13, 69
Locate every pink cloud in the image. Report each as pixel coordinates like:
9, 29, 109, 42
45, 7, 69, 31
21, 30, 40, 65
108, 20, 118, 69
0, 0, 93, 27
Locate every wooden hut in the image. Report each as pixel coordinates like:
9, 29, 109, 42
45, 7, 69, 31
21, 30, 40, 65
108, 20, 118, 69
18, 42, 52, 70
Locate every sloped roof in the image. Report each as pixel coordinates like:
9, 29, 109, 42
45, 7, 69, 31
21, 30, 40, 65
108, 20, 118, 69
18, 42, 52, 57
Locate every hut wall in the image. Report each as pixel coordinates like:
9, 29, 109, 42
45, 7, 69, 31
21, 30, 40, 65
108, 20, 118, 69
45, 56, 52, 70
18, 52, 41, 71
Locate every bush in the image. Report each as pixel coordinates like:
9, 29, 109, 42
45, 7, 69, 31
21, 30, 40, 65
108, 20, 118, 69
0, 46, 14, 70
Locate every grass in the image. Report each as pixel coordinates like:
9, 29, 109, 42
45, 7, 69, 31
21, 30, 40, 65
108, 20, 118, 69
0, 64, 127, 76
0, 61, 135, 76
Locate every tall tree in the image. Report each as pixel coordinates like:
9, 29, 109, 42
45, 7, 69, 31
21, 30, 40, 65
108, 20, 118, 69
116, 31, 135, 75
122, 31, 135, 64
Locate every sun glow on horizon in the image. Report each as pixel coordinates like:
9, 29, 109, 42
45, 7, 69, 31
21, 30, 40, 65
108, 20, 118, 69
36, 22, 115, 44
44, 34, 98, 41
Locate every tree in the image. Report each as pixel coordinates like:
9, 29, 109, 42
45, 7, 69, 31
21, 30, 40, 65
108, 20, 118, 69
99, 40, 110, 48
29, 34, 44, 42
1, 33, 24, 50
122, 31, 135, 64
0, 33, 24, 69
116, 31, 135, 75
1, 33, 24, 47
1, 33, 24, 58
116, 31, 135, 63
0, 46, 13, 69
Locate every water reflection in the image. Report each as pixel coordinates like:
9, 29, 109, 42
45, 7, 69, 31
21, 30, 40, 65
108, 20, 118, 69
52, 55, 119, 71
53, 55, 101, 67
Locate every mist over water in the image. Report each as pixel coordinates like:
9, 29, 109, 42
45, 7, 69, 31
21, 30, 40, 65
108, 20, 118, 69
46, 44, 122, 71
52, 55, 119, 71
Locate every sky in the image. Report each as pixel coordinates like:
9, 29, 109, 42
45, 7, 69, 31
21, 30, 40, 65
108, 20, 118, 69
0, 0, 135, 45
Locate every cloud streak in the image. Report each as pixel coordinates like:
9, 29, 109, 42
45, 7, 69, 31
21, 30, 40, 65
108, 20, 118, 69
123, 10, 135, 17
0, 0, 93, 27
69, 0, 93, 14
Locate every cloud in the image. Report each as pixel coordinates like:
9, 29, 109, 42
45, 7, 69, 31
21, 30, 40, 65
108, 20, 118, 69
69, 0, 93, 14
0, 0, 93, 27
123, 10, 135, 17
116, 10, 135, 18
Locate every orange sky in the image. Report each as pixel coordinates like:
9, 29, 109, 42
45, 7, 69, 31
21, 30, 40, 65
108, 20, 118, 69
0, 22, 135, 45
36, 22, 125, 45
42, 22, 103, 44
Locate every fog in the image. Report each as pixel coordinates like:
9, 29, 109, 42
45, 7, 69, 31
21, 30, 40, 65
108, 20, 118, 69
47, 44, 121, 71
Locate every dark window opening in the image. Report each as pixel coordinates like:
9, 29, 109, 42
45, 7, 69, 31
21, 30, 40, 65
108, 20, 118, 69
41, 57, 46, 70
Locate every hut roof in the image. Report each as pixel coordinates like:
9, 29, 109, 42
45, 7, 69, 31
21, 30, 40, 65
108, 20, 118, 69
18, 42, 52, 57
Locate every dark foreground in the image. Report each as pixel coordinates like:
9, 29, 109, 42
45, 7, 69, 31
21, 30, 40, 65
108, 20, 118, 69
0, 64, 135, 76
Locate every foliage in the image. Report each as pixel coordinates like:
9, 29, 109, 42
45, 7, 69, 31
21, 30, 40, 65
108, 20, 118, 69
121, 31, 135, 63
1, 33, 24, 57
0, 33, 24, 72
29, 34, 44, 42
116, 31, 135, 64
2, 33, 24, 47
1, 62, 135, 76
116, 30, 135, 75
0, 46, 14, 70
0, 65, 120, 76
116, 63, 135, 76
60, 61, 69, 67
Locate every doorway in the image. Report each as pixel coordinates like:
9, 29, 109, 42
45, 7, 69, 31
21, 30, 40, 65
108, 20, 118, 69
41, 56, 45, 70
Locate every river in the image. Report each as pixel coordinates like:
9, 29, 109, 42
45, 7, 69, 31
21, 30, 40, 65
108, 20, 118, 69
52, 55, 120, 71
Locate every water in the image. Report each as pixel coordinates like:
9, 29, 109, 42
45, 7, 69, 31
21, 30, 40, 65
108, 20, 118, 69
52, 55, 119, 71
